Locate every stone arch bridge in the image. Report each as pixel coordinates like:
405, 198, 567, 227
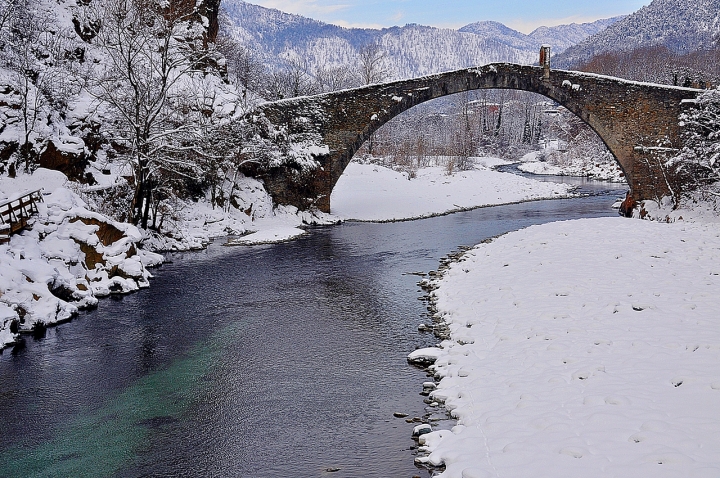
243, 63, 702, 213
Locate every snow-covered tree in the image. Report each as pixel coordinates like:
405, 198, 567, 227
0, 0, 80, 171
672, 87, 720, 196
680, 88, 720, 168
0, 0, 15, 47
83, 0, 224, 228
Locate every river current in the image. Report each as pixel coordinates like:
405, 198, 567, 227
0, 174, 626, 477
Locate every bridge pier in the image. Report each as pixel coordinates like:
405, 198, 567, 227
244, 64, 701, 213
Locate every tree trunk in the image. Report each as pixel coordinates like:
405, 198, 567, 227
141, 185, 151, 230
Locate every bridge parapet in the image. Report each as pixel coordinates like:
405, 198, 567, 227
243, 63, 702, 213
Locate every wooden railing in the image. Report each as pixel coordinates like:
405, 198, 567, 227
0, 189, 43, 244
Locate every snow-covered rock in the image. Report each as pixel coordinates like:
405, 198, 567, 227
0, 170, 162, 349
408, 347, 443, 366
413, 423, 433, 437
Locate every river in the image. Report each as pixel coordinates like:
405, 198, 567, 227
0, 174, 626, 477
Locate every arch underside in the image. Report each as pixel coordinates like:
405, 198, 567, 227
334, 66, 625, 186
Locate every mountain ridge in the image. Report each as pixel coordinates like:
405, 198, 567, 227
222, 1, 621, 79
556, 0, 720, 68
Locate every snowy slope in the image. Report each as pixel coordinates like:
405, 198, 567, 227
527, 17, 624, 54
556, 0, 720, 67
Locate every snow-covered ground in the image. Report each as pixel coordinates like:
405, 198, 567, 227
330, 159, 575, 221
414, 216, 720, 477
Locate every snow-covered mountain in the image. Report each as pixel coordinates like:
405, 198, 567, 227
556, 0, 720, 68
221, 0, 620, 79
457, 21, 539, 51
458, 18, 623, 55
526, 18, 623, 53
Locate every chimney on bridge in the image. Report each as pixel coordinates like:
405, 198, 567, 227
540, 45, 551, 79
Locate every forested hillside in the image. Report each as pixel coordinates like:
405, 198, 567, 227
557, 0, 720, 69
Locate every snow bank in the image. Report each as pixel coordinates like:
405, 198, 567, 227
139, 177, 335, 251
227, 226, 306, 245
418, 217, 720, 477
635, 193, 720, 224
0, 168, 67, 201
330, 161, 575, 221
518, 150, 626, 182
0, 171, 163, 349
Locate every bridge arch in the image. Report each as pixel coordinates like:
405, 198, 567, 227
335, 71, 620, 184
248, 63, 701, 213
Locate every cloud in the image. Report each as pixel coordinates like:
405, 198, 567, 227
250, 0, 351, 16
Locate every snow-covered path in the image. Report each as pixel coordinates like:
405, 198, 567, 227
419, 217, 720, 477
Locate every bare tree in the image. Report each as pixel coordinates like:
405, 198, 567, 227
284, 56, 319, 97
354, 41, 388, 155
83, 0, 220, 228
356, 41, 388, 85
259, 55, 318, 100
314, 64, 356, 92
217, 34, 266, 106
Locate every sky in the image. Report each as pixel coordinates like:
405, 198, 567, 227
246, 0, 651, 33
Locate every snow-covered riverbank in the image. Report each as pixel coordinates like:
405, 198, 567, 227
330, 158, 576, 221
414, 216, 720, 477
516, 150, 626, 182
0, 168, 338, 348
0, 158, 575, 349
0, 169, 163, 349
